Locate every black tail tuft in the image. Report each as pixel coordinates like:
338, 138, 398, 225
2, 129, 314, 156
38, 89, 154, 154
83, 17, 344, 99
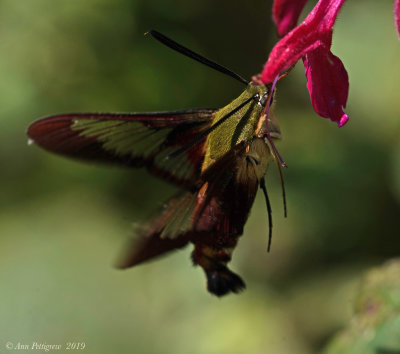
206, 267, 246, 297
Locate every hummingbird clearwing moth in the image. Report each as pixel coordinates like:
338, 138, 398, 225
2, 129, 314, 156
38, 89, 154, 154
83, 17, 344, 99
27, 30, 286, 297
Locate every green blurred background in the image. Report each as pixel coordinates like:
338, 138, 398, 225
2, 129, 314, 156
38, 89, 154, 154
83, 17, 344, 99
1, 0, 399, 353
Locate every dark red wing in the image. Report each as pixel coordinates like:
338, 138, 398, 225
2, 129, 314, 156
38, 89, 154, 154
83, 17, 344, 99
27, 109, 216, 188
117, 232, 191, 269
116, 192, 194, 268
117, 142, 258, 268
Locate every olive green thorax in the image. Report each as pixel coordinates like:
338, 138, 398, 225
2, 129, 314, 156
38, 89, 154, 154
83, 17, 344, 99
202, 83, 268, 170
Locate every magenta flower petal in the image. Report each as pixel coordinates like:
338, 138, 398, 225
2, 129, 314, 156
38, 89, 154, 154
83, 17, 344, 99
262, 0, 346, 83
263, 0, 349, 126
273, 0, 309, 37
395, 0, 400, 39
303, 47, 349, 127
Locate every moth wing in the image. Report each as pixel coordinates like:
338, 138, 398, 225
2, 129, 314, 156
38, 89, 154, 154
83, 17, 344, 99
116, 192, 194, 268
27, 109, 216, 188
117, 143, 250, 269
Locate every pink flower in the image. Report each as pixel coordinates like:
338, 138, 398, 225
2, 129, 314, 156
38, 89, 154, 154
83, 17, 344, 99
272, 0, 308, 38
395, 0, 400, 39
262, 0, 349, 127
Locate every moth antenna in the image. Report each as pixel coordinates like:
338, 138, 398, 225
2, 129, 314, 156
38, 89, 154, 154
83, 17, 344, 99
272, 152, 287, 218
166, 94, 257, 159
146, 30, 249, 86
260, 177, 273, 252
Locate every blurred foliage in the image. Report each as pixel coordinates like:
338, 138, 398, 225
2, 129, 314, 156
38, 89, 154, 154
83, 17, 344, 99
0, 0, 399, 353
323, 260, 400, 353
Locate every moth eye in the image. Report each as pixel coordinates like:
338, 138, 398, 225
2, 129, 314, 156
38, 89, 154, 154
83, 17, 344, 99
259, 92, 269, 107
258, 90, 274, 107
